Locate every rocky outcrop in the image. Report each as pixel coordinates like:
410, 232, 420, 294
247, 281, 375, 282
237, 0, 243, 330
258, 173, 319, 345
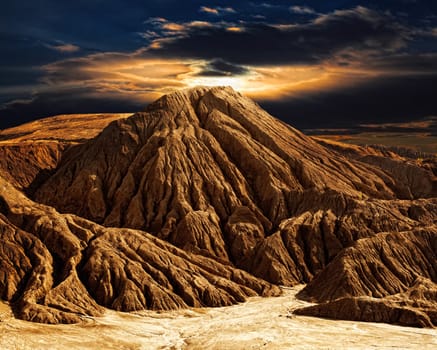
1, 87, 436, 327
315, 138, 437, 199
33, 87, 437, 285
0, 113, 130, 191
0, 176, 280, 324
242, 199, 437, 285
295, 229, 437, 327
0, 142, 66, 190
298, 229, 436, 301
35, 88, 407, 226
294, 291, 436, 328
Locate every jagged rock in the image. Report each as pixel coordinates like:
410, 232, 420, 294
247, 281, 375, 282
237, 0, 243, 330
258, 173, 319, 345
294, 294, 435, 328
298, 229, 436, 301
0, 175, 280, 324
33, 87, 437, 286
1, 87, 436, 327
34, 87, 406, 227
0, 113, 130, 191
315, 138, 437, 199
295, 230, 437, 327
242, 199, 437, 285
0, 142, 65, 190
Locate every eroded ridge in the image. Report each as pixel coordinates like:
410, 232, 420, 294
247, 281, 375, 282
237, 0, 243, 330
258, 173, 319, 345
1, 86, 436, 326
0, 176, 279, 324
34, 87, 437, 286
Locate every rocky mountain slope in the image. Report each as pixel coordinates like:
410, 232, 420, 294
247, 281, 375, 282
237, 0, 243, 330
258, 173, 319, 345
0, 175, 279, 323
0, 113, 130, 190
295, 229, 437, 327
0, 86, 436, 326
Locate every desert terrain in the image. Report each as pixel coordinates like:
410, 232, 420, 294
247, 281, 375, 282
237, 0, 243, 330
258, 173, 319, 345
0, 87, 435, 349
1, 287, 435, 350
307, 117, 437, 155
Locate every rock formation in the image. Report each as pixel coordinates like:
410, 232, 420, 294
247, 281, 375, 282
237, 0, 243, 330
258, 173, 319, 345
36, 87, 429, 226
0, 113, 130, 190
315, 137, 437, 199
0, 86, 436, 327
33, 86, 437, 281
0, 175, 279, 323
0, 141, 65, 190
295, 229, 437, 327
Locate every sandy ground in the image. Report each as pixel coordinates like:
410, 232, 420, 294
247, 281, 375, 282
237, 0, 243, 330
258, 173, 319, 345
0, 286, 435, 350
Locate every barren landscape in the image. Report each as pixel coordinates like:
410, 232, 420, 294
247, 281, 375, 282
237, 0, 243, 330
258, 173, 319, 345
1, 287, 436, 350
307, 117, 437, 155
0, 86, 436, 349
2, 1, 437, 348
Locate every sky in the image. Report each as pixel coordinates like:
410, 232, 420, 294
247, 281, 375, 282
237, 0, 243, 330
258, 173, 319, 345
1, 0, 437, 130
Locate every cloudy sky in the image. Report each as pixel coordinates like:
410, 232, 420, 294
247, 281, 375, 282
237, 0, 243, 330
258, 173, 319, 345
1, 0, 437, 129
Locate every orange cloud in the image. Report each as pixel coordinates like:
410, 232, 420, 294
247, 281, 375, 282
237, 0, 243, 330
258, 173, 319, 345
226, 26, 243, 32
162, 23, 185, 32
200, 6, 219, 15
39, 46, 392, 107
42, 52, 197, 102
245, 63, 382, 100
188, 21, 214, 28
46, 43, 80, 53
179, 59, 369, 100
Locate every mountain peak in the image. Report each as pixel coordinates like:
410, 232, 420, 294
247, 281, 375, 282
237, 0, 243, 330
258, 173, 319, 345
143, 85, 250, 121
34, 86, 435, 270
1, 86, 436, 326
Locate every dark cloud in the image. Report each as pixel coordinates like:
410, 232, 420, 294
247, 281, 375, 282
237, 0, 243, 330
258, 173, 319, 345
363, 53, 437, 73
149, 6, 409, 65
1, 1, 437, 132
261, 73, 437, 130
0, 33, 88, 100
0, 33, 72, 68
0, 69, 44, 88
194, 59, 249, 77
0, 88, 144, 129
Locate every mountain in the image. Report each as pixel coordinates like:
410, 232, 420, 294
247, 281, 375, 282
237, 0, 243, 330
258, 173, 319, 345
0, 86, 436, 326
0, 113, 131, 190
0, 174, 279, 323
295, 228, 437, 327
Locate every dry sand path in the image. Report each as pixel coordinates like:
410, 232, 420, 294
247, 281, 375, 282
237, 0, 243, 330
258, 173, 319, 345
0, 286, 435, 349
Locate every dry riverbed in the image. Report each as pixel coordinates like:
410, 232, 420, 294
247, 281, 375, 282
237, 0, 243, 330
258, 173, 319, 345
0, 286, 435, 350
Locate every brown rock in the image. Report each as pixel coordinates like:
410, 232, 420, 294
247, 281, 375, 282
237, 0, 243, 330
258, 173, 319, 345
0, 113, 130, 191
32, 87, 437, 287
2, 86, 436, 327
295, 229, 437, 327
315, 137, 437, 199
298, 229, 436, 302
294, 295, 435, 328
0, 142, 65, 190
35, 87, 407, 228
0, 175, 280, 323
